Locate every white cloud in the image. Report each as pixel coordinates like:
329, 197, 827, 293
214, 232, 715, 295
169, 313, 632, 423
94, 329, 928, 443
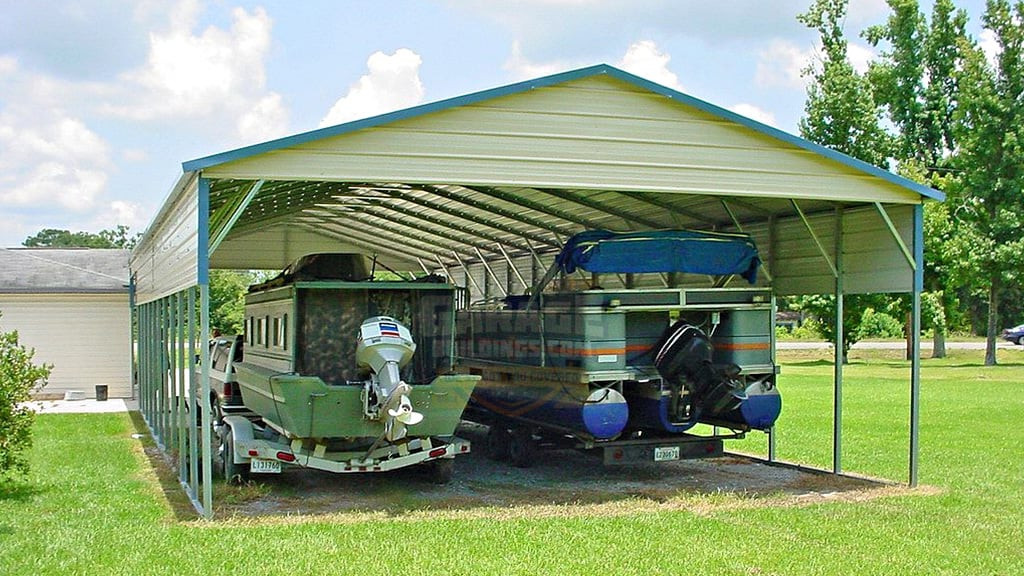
319, 49, 426, 128
617, 40, 683, 91
0, 55, 17, 76
756, 39, 813, 90
121, 148, 148, 162
0, 112, 111, 212
88, 200, 151, 235
504, 40, 577, 81
979, 29, 1000, 68
729, 103, 778, 127
758, 37, 874, 90
847, 42, 876, 75
105, 3, 288, 144
238, 92, 289, 144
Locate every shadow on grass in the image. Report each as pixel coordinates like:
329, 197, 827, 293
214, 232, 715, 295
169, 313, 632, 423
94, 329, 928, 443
127, 411, 202, 522
0, 480, 45, 502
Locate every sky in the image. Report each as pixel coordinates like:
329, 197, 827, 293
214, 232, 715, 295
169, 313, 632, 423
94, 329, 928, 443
0, 0, 992, 248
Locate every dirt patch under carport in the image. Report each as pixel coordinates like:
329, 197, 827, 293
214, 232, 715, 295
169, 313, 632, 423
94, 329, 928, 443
208, 422, 928, 521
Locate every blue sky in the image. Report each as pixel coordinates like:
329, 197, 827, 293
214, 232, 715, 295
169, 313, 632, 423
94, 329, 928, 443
0, 0, 990, 247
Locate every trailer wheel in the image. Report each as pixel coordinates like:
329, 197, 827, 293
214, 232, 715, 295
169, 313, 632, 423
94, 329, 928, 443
221, 426, 249, 485
485, 426, 511, 461
508, 428, 535, 468
429, 458, 455, 484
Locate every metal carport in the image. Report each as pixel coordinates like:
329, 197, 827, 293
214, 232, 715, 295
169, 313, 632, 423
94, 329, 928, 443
130, 64, 940, 518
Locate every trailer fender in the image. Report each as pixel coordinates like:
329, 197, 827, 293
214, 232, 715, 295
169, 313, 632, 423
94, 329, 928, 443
221, 415, 255, 463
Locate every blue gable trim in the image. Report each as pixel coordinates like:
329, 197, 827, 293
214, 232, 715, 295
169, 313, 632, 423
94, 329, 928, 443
182, 63, 943, 203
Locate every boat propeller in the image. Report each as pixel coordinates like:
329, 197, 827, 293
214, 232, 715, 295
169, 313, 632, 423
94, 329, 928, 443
388, 394, 424, 426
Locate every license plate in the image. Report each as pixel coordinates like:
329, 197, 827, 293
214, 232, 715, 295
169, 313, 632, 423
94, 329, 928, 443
654, 446, 680, 462
250, 458, 281, 474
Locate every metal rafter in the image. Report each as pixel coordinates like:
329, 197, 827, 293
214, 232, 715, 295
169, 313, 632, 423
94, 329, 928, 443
615, 190, 718, 227
421, 184, 576, 243
295, 219, 434, 264
303, 206, 478, 261
322, 200, 515, 261
378, 186, 560, 251
298, 214, 449, 263
335, 191, 541, 256
471, 186, 608, 230
534, 187, 668, 230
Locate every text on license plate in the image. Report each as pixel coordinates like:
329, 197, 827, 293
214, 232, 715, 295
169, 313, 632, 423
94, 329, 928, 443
250, 458, 282, 473
654, 446, 680, 462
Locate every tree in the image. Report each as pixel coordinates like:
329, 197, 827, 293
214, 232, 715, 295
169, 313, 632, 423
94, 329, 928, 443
209, 270, 253, 335
864, 0, 969, 358
950, 0, 1024, 365
23, 225, 142, 250
799, 0, 893, 168
0, 314, 51, 479
796, 0, 895, 362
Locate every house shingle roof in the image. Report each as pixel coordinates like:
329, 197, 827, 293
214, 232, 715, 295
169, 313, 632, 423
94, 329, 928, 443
0, 248, 130, 294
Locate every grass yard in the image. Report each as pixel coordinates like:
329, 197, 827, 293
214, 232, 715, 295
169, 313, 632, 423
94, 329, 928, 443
1, 348, 1022, 575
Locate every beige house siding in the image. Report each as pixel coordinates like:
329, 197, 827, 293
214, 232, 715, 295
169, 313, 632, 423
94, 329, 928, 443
0, 294, 131, 398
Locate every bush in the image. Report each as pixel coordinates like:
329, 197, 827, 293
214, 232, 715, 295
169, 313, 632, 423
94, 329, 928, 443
0, 314, 51, 479
854, 308, 905, 340
777, 317, 824, 340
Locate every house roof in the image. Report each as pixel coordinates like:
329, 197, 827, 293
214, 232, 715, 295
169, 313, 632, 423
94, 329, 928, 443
0, 249, 130, 294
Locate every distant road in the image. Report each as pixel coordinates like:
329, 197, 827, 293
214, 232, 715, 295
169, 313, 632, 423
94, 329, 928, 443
777, 340, 1019, 350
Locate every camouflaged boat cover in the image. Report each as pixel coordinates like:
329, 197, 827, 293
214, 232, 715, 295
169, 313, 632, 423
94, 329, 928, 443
295, 288, 454, 386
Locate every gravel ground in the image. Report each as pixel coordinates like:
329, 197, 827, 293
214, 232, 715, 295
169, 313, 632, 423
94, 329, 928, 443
217, 422, 885, 518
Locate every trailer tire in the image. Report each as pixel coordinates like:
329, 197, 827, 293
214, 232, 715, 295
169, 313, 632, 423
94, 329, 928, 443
485, 426, 511, 461
508, 428, 535, 468
221, 426, 249, 485
429, 458, 455, 484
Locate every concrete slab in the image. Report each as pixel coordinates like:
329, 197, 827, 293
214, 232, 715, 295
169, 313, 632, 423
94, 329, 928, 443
20, 398, 138, 414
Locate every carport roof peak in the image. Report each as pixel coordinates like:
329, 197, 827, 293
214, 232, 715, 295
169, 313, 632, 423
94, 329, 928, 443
181, 63, 941, 202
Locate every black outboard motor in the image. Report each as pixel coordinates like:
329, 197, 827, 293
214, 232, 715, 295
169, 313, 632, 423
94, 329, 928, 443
653, 321, 748, 420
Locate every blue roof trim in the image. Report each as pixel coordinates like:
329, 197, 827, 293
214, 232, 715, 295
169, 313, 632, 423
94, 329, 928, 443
182, 63, 942, 202
596, 66, 944, 202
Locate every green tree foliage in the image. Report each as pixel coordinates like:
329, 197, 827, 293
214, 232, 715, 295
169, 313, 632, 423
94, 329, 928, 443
865, 0, 969, 358
23, 225, 142, 250
0, 314, 52, 479
795, 0, 895, 362
798, 0, 893, 167
949, 0, 1024, 364
209, 270, 254, 335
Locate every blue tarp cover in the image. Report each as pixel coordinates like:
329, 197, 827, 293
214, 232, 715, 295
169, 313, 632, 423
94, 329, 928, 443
555, 229, 762, 284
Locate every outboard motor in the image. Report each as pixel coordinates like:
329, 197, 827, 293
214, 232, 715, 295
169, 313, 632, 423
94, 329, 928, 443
653, 321, 747, 421
356, 316, 424, 441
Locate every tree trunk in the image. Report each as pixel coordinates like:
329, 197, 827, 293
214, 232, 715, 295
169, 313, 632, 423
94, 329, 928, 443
932, 325, 946, 359
985, 276, 1000, 366
905, 311, 913, 361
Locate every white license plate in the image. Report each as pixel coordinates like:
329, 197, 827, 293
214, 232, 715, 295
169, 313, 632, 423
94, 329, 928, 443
654, 446, 680, 462
250, 458, 282, 474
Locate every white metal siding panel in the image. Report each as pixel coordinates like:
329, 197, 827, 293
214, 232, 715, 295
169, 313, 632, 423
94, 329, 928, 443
0, 295, 131, 398
842, 205, 914, 294
766, 210, 840, 296
131, 175, 200, 303
210, 224, 387, 270
204, 76, 922, 205
748, 205, 914, 295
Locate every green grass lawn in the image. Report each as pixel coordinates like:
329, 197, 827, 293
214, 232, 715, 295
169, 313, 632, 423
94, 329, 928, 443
2, 348, 1022, 575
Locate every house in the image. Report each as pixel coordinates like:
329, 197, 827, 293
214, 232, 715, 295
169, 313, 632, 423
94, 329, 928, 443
0, 248, 131, 399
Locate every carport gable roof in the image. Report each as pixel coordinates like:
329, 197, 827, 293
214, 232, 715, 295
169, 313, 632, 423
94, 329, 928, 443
133, 63, 939, 302
183, 63, 941, 202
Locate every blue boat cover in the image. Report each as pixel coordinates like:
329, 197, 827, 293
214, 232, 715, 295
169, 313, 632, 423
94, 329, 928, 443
555, 229, 762, 284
